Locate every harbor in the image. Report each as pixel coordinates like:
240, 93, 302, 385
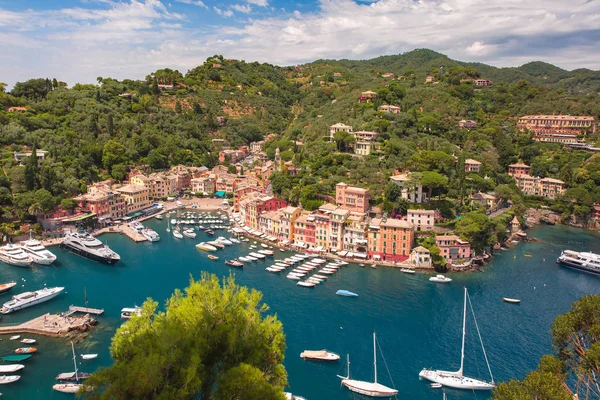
0, 222, 597, 398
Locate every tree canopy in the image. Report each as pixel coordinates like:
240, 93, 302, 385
82, 273, 288, 400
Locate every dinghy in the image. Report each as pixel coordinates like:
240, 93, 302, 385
502, 298, 521, 304
81, 354, 98, 360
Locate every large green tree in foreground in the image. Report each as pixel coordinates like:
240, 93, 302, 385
493, 295, 600, 399
82, 273, 288, 400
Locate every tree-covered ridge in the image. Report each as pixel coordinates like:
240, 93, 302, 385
1, 50, 600, 237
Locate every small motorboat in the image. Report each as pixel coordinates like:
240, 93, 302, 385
208, 255, 219, 261
9, 336, 20, 341
205, 230, 215, 236
155, 214, 163, 220
3, 354, 31, 362
430, 383, 442, 388
400, 268, 416, 274
0, 375, 20, 384
121, 306, 142, 320
297, 281, 316, 288
261, 243, 269, 248
359, 264, 365, 268
196, 242, 217, 252
429, 275, 452, 283
20, 339, 36, 344
0, 364, 24, 373
14, 347, 36, 354
258, 249, 275, 256
207, 241, 224, 249
173, 230, 183, 239
225, 260, 244, 268
81, 354, 98, 360
503, 298, 521, 304
183, 229, 196, 239
336, 290, 358, 297
0, 282, 16, 294
53, 383, 84, 393
300, 350, 340, 361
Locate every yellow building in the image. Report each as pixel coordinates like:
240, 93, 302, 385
116, 185, 151, 213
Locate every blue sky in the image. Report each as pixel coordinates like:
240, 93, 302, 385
1, 0, 599, 87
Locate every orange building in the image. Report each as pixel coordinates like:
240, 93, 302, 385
367, 218, 414, 262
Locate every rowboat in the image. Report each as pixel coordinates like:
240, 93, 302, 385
0, 375, 20, 384
503, 298, 521, 304
0, 364, 24, 373
15, 347, 36, 354
297, 281, 315, 288
3, 354, 31, 362
300, 349, 340, 361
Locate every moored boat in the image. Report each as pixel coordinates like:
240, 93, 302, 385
336, 290, 358, 297
338, 333, 398, 397
9, 336, 20, 341
183, 229, 196, 239
53, 383, 84, 393
81, 354, 98, 360
3, 355, 31, 362
429, 275, 452, 283
61, 232, 120, 264
0, 364, 24, 373
14, 347, 36, 354
300, 350, 340, 361
0, 375, 20, 384
21, 234, 57, 265
120, 306, 141, 320
225, 260, 244, 268
503, 298, 521, 304
141, 229, 160, 242
0, 282, 16, 294
557, 250, 600, 276
196, 242, 217, 252
400, 268, 416, 274
208, 254, 219, 260
207, 241, 224, 249
1, 287, 64, 314
258, 249, 275, 256
20, 339, 36, 344
0, 244, 32, 267
173, 229, 183, 239
297, 281, 315, 288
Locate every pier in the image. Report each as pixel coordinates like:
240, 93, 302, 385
67, 305, 104, 315
0, 313, 97, 338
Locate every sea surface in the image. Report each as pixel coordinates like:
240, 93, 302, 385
0, 219, 598, 400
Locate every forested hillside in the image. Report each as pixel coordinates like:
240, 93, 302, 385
1, 50, 600, 236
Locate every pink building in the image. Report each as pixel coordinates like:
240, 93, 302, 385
335, 182, 370, 213
508, 163, 531, 177
436, 235, 471, 264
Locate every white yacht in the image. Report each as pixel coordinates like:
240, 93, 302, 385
21, 235, 57, 265
217, 237, 232, 245
1, 286, 64, 314
557, 250, 600, 275
61, 232, 120, 265
141, 229, 160, 242
0, 244, 33, 267
429, 275, 452, 283
121, 306, 142, 320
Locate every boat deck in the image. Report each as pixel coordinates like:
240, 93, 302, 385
0, 313, 97, 337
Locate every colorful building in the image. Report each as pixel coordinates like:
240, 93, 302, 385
335, 182, 370, 213
517, 115, 596, 143
435, 235, 471, 264
406, 209, 435, 231
367, 218, 414, 262
116, 185, 152, 214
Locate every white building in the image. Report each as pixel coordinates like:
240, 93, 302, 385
390, 173, 427, 203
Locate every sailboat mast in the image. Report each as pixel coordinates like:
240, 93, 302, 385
373, 331, 378, 384
459, 287, 467, 377
71, 342, 78, 381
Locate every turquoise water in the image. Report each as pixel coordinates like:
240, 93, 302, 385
0, 220, 598, 399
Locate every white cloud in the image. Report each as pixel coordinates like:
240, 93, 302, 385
1, 0, 600, 87
247, 0, 269, 6
214, 7, 234, 17
231, 4, 252, 13
176, 0, 208, 9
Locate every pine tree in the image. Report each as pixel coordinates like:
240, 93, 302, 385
107, 114, 114, 136
24, 144, 40, 191
152, 78, 159, 95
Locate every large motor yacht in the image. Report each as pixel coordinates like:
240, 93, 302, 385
61, 232, 120, 265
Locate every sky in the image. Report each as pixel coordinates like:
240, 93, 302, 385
1, 0, 599, 87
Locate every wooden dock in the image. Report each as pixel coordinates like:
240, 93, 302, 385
0, 313, 97, 338
68, 305, 104, 315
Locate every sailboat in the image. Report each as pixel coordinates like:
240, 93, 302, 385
419, 287, 495, 390
337, 332, 398, 398
55, 342, 90, 383
166, 217, 171, 233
